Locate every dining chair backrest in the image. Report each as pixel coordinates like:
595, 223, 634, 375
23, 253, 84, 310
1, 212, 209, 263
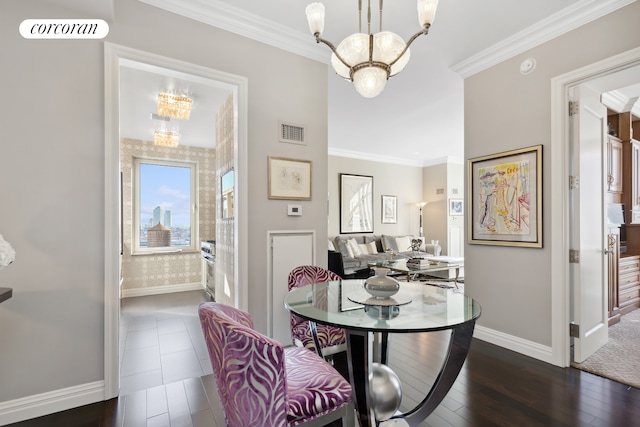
287, 266, 346, 357
198, 302, 354, 427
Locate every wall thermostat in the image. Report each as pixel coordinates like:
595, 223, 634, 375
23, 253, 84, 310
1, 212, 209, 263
288, 205, 302, 216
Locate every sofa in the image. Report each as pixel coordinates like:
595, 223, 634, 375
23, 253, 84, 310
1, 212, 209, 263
329, 234, 442, 275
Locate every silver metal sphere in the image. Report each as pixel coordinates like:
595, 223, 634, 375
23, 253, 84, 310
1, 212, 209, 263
369, 362, 403, 421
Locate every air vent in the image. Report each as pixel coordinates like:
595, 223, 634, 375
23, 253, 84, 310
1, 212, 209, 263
279, 122, 305, 145
436, 188, 445, 195
151, 113, 170, 121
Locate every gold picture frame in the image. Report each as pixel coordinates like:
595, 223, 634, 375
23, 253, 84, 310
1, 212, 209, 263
268, 157, 312, 200
468, 145, 542, 247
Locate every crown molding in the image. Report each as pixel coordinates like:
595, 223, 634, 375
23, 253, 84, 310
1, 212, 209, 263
328, 147, 461, 168
451, 0, 637, 78
602, 90, 640, 116
137, 0, 327, 63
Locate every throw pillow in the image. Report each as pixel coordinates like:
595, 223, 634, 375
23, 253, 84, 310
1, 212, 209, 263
381, 235, 398, 252
347, 238, 361, 257
358, 243, 369, 255
328, 238, 336, 251
344, 240, 354, 258
395, 236, 412, 252
367, 241, 378, 254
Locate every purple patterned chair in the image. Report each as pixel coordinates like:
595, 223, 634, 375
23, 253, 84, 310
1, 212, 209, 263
287, 266, 347, 358
199, 302, 354, 427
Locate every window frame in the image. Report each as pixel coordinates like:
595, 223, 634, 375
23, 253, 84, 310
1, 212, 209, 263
132, 157, 199, 255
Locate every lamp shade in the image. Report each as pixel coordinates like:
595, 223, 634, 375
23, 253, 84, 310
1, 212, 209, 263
417, 0, 439, 26
373, 31, 410, 76
305, 3, 325, 35
331, 33, 369, 79
353, 67, 387, 98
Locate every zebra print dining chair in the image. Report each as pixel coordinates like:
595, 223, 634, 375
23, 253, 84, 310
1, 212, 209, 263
198, 302, 354, 427
287, 265, 347, 359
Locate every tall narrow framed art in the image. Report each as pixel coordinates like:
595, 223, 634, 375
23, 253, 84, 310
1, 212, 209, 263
340, 173, 373, 234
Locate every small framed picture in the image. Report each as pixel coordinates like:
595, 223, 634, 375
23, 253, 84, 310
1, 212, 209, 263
268, 157, 312, 200
381, 195, 397, 224
449, 199, 463, 216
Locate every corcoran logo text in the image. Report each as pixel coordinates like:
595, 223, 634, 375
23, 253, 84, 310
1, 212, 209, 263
20, 19, 109, 39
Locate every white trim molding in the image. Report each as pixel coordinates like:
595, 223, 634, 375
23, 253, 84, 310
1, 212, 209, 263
328, 147, 462, 168
0, 381, 104, 426
550, 47, 640, 367
473, 327, 554, 364
137, 0, 326, 63
120, 282, 204, 298
451, 0, 637, 78
104, 42, 249, 400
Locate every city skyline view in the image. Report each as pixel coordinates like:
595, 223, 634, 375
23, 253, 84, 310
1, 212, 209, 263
139, 162, 192, 247
139, 163, 191, 226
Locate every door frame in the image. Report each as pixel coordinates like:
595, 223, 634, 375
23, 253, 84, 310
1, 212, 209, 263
103, 42, 249, 398
550, 47, 640, 367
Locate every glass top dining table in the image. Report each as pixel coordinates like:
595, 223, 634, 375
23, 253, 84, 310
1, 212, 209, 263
284, 279, 481, 426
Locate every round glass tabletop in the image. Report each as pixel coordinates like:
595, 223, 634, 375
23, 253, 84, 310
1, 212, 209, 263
284, 279, 481, 333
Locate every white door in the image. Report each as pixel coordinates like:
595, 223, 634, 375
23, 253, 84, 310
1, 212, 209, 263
270, 232, 314, 344
570, 84, 608, 363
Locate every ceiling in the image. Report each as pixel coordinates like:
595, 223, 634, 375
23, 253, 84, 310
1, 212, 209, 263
77, 0, 640, 163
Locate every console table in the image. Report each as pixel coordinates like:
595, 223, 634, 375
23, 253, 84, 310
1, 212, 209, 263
0, 287, 12, 304
284, 280, 481, 426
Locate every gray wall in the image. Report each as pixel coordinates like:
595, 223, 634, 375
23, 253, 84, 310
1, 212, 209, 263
328, 156, 424, 238
0, 0, 327, 410
464, 1, 640, 346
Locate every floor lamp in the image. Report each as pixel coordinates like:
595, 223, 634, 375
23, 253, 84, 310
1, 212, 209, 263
416, 202, 427, 237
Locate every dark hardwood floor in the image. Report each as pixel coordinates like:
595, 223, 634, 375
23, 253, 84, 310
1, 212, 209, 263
7, 333, 640, 427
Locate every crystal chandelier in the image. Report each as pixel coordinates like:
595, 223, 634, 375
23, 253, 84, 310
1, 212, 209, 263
157, 93, 192, 120
305, 0, 438, 98
154, 130, 180, 147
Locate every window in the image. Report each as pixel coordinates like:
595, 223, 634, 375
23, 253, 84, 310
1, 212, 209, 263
133, 158, 198, 254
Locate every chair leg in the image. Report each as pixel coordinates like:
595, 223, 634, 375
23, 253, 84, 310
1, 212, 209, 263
342, 402, 355, 427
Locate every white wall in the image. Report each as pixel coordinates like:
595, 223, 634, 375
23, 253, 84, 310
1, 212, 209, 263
464, 1, 640, 348
0, 0, 327, 419
328, 156, 424, 238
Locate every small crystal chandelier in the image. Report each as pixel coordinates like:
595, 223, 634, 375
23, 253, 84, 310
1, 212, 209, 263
157, 93, 192, 120
305, 0, 438, 98
154, 130, 180, 147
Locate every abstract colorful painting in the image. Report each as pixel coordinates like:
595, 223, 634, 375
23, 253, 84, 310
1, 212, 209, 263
468, 145, 542, 247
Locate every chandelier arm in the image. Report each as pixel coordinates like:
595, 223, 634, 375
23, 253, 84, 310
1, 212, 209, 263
388, 24, 430, 68
314, 34, 354, 73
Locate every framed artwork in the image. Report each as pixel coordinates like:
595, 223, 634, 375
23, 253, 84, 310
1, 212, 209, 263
449, 199, 463, 216
468, 145, 542, 247
268, 157, 312, 200
381, 195, 397, 224
340, 173, 374, 234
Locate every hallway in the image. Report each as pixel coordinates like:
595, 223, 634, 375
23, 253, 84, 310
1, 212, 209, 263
119, 290, 211, 395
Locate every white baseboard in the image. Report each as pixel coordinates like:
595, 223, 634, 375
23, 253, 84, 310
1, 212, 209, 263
121, 282, 204, 298
0, 381, 104, 426
474, 325, 554, 364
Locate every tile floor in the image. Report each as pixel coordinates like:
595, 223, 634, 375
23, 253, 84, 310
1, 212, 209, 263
119, 290, 213, 396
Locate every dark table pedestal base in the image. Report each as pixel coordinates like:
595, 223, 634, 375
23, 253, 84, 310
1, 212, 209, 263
344, 320, 476, 427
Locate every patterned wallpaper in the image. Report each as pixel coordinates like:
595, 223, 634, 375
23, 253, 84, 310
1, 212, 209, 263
120, 138, 216, 291
215, 94, 235, 305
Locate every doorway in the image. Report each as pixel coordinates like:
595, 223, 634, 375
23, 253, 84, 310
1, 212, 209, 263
104, 43, 249, 399
550, 47, 640, 367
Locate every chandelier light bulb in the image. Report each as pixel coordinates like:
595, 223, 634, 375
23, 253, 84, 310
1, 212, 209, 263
417, 0, 439, 27
305, 3, 325, 35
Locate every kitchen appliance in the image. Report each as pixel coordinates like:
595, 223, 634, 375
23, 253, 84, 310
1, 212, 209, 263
201, 240, 216, 300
